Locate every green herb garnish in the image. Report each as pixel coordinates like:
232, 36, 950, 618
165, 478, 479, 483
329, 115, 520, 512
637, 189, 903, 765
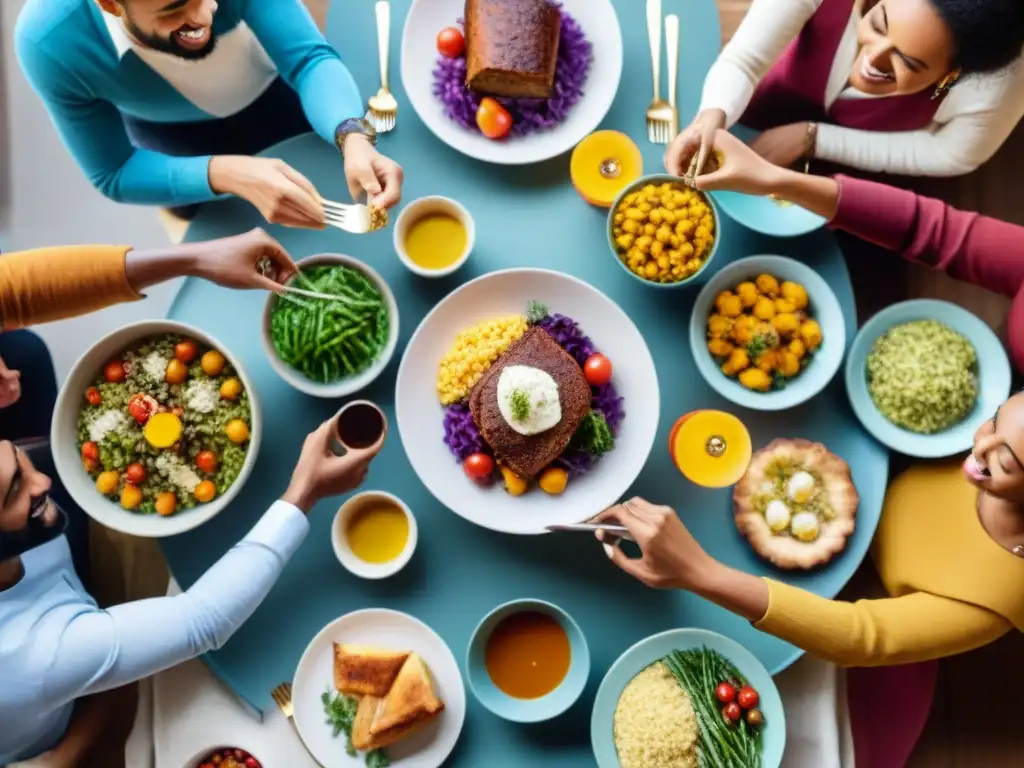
321, 689, 389, 766
269, 265, 389, 384
526, 300, 549, 324
510, 389, 531, 421
570, 410, 614, 456
663, 648, 763, 768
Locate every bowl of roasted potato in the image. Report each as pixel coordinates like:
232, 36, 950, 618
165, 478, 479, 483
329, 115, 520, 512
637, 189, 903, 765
689, 255, 845, 411
607, 175, 720, 287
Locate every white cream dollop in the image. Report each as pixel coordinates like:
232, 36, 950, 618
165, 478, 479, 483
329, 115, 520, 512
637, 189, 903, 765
764, 500, 792, 533
786, 471, 816, 504
790, 511, 820, 542
496, 365, 562, 436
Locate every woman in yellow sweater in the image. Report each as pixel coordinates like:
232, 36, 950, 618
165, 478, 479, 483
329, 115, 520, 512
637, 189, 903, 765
594, 402, 1024, 665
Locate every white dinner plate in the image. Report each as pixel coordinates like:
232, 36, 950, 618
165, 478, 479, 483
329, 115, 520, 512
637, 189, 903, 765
400, 0, 624, 165
395, 268, 660, 535
291, 609, 466, 768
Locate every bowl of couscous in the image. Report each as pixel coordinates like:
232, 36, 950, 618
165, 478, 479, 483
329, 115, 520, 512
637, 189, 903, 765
607, 174, 720, 288
52, 320, 261, 538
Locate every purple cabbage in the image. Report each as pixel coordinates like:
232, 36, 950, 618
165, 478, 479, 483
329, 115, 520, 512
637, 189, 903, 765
443, 402, 484, 461
432, 7, 593, 137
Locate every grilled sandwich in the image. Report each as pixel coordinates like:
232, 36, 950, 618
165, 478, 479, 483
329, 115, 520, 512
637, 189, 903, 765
333, 644, 410, 697
351, 653, 446, 751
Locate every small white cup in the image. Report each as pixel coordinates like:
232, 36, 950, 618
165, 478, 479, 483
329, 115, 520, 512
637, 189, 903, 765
393, 196, 475, 277
332, 491, 417, 579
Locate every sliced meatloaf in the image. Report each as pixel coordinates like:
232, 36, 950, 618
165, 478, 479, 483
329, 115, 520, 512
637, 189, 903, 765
469, 326, 591, 478
464, 0, 561, 99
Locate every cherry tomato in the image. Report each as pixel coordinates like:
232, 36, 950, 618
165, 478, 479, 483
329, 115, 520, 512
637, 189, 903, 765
244, 758, 261, 768
85, 387, 102, 406
722, 702, 742, 724
225, 419, 250, 445
194, 480, 217, 503
125, 463, 146, 484
96, 471, 119, 495
745, 708, 764, 727
201, 350, 226, 377
714, 682, 736, 704
81, 441, 99, 462
120, 483, 143, 510
196, 450, 219, 474
436, 26, 465, 58
165, 358, 189, 385
583, 353, 613, 387
174, 340, 198, 364
463, 452, 495, 480
476, 97, 513, 140
155, 492, 177, 517
104, 360, 127, 383
737, 685, 759, 710
128, 394, 151, 425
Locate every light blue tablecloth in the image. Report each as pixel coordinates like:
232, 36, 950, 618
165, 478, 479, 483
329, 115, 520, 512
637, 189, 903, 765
162, 0, 887, 763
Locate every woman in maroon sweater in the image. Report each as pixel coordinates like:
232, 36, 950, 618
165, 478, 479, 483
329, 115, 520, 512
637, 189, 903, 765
692, 130, 1024, 372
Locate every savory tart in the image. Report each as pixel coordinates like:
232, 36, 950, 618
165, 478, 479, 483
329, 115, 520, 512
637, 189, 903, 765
733, 438, 858, 570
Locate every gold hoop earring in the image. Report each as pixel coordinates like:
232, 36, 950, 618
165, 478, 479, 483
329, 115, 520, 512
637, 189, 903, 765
932, 70, 960, 100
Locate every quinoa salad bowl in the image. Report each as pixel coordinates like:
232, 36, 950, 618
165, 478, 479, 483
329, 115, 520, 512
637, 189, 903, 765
51, 320, 262, 538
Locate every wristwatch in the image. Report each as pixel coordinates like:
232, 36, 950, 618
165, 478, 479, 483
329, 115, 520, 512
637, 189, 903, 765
335, 117, 377, 153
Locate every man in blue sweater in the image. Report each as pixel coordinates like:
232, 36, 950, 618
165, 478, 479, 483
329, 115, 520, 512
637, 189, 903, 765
16, 0, 403, 224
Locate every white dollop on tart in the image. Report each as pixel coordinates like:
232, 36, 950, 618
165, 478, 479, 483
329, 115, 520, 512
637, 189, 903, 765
496, 365, 562, 436
764, 499, 792, 533
786, 471, 816, 504
790, 511, 820, 542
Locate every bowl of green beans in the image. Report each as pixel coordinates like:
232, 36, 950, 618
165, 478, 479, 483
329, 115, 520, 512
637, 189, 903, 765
262, 254, 399, 398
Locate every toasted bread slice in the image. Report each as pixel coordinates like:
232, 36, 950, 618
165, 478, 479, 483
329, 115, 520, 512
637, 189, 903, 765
333, 644, 410, 697
351, 693, 441, 751
370, 653, 445, 735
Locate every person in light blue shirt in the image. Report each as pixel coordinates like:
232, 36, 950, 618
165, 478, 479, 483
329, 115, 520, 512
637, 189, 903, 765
0, 234, 385, 766
15, 0, 403, 224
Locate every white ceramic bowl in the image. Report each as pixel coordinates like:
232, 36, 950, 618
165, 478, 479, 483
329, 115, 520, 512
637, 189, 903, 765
261, 253, 400, 398
394, 196, 476, 277
182, 745, 264, 768
51, 320, 261, 538
401, 0, 623, 165
331, 490, 418, 579
395, 268, 660, 535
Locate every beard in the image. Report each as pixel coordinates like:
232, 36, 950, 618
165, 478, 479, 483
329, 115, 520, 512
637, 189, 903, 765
124, 16, 218, 60
0, 495, 67, 561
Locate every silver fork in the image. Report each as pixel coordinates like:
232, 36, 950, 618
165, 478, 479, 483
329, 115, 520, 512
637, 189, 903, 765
367, 1, 397, 133
644, 0, 672, 144
270, 682, 323, 767
321, 199, 386, 235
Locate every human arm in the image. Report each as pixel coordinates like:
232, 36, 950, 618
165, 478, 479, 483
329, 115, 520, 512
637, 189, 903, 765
814, 67, 1024, 176
0, 230, 297, 331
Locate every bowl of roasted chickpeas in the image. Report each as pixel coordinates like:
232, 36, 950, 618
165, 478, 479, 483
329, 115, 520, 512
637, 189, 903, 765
689, 255, 845, 411
607, 175, 720, 287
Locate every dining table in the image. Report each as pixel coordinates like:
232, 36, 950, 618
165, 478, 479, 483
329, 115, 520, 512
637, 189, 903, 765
160, 0, 889, 764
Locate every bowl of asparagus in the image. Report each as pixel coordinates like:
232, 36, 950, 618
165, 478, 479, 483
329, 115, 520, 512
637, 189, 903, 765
262, 253, 399, 398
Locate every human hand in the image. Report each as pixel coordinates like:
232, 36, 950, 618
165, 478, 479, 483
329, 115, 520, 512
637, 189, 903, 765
665, 108, 726, 179
190, 228, 298, 294
209, 156, 325, 229
0, 356, 21, 410
591, 497, 713, 589
748, 122, 811, 169
282, 417, 385, 512
342, 136, 404, 210
689, 130, 784, 197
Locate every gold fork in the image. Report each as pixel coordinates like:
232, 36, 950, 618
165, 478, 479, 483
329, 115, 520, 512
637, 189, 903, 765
367, 1, 397, 133
644, 0, 672, 144
271, 682, 324, 766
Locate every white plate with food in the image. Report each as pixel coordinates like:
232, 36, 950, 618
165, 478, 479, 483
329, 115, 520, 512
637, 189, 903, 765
591, 628, 786, 768
395, 268, 659, 535
51, 320, 260, 538
292, 609, 465, 768
401, 0, 623, 165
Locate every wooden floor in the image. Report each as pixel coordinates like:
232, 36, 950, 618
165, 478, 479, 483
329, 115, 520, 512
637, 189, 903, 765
714, 4, 1024, 767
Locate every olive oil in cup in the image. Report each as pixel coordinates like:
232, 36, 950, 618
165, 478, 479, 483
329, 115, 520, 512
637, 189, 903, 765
332, 491, 417, 579
394, 196, 475, 277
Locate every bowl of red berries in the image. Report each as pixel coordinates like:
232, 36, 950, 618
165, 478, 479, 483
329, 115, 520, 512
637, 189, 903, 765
191, 746, 262, 768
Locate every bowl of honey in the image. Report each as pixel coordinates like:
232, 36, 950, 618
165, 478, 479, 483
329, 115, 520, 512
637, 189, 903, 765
331, 490, 417, 579
394, 196, 475, 278
466, 598, 590, 723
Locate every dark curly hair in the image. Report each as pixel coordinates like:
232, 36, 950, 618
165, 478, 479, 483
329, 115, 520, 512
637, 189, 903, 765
930, 0, 1024, 75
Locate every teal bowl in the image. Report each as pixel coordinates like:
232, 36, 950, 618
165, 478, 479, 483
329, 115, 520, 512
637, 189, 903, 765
845, 299, 1012, 458
690, 255, 845, 411
607, 174, 721, 288
709, 190, 826, 238
591, 628, 786, 768
466, 599, 590, 723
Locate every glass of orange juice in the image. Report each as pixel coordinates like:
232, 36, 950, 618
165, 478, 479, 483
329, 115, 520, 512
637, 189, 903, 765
669, 410, 752, 488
